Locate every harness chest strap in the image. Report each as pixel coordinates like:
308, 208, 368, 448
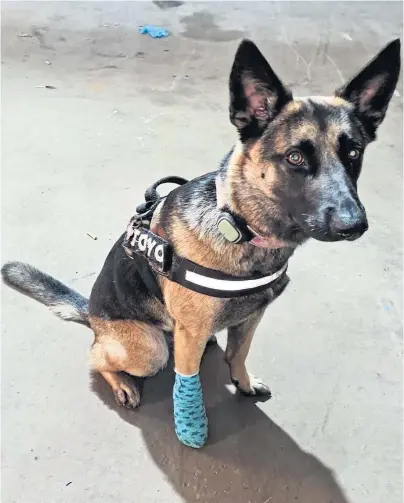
123, 218, 288, 299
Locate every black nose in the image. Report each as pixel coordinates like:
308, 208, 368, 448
328, 202, 368, 237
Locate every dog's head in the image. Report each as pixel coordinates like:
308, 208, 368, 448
229, 39, 401, 243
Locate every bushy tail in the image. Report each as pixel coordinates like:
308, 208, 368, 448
1, 261, 89, 326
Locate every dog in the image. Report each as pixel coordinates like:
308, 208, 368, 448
2, 39, 401, 442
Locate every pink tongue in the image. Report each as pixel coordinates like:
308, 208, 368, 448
250, 236, 267, 248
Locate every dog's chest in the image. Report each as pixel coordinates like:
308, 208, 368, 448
213, 273, 290, 332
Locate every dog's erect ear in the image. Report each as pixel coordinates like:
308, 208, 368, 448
229, 40, 292, 141
336, 39, 401, 139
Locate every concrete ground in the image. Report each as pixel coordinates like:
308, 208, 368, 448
1, 2, 402, 502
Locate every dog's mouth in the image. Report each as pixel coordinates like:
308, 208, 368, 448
266, 215, 367, 246
339, 231, 364, 241
298, 213, 368, 243
305, 227, 367, 243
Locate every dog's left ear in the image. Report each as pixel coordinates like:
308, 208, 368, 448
229, 40, 292, 142
336, 39, 401, 139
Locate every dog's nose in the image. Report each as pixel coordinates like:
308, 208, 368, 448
332, 217, 368, 237
328, 201, 368, 238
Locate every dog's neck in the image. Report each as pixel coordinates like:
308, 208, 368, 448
215, 174, 286, 249
153, 145, 306, 277
218, 143, 306, 249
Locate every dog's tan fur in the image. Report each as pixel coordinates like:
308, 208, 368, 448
89, 317, 170, 406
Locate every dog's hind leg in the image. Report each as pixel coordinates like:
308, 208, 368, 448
225, 307, 271, 396
89, 318, 169, 408
99, 370, 142, 408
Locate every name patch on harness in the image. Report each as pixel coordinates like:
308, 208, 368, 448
123, 225, 171, 274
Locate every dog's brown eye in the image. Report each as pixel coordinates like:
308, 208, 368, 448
348, 149, 360, 160
286, 151, 304, 166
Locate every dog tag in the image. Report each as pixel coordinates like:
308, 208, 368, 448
217, 216, 242, 243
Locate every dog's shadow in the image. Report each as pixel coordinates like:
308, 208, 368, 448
91, 344, 349, 503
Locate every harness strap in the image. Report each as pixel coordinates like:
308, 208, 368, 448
123, 224, 288, 299
122, 176, 288, 299
169, 254, 288, 298
133, 253, 165, 303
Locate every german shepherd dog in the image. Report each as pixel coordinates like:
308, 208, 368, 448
2, 40, 401, 416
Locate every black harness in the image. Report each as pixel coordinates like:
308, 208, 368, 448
122, 177, 288, 300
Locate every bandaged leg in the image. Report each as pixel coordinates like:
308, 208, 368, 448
173, 324, 211, 448
173, 371, 208, 448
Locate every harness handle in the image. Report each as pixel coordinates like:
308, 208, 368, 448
144, 176, 188, 202
136, 176, 188, 215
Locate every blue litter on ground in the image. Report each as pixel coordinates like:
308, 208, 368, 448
138, 25, 169, 38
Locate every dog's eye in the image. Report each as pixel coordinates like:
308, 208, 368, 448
348, 148, 360, 160
286, 151, 304, 166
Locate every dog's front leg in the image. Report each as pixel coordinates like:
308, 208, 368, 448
225, 308, 271, 396
173, 323, 211, 448
174, 323, 211, 375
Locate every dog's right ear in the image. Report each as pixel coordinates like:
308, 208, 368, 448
229, 40, 292, 142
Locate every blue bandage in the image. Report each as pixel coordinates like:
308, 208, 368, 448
173, 372, 208, 448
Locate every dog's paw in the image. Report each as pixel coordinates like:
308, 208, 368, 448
113, 381, 141, 409
232, 374, 272, 397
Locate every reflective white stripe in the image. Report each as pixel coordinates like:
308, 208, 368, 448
184, 263, 287, 292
